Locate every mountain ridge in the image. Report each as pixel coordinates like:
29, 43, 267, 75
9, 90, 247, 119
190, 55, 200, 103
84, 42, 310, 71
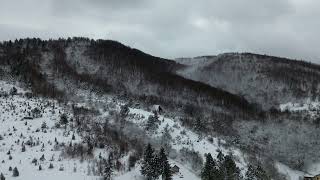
174, 52, 320, 110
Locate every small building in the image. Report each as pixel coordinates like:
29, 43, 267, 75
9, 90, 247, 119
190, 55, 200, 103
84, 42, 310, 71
151, 105, 163, 114
314, 174, 320, 180
171, 165, 180, 174
22, 116, 33, 120
304, 176, 313, 180
304, 174, 320, 180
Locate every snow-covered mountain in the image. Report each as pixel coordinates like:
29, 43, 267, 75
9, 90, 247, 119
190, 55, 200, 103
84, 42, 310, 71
1, 38, 320, 180
0, 80, 248, 180
175, 53, 320, 110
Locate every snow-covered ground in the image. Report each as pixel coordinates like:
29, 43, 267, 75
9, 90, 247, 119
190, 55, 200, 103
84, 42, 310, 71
115, 161, 199, 180
0, 81, 99, 179
2, 79, 317, 180
275, 162, 305, 180
279, 100, 320, 115
0, 81, 203, 180
128, 108, 247, 177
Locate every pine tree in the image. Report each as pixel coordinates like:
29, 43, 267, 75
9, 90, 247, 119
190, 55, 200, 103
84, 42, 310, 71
216, 150, 224, 163
0, 173, 5, 180
222, 155, 241, 180
158, 147, 166, 171
103, 160, 113, 180
12, 167, 19, 177
60, 113, 68, 128
245, 164, 270, 180
245, 165, 256, 180
161, 124, 172, 152
40, 154, 45, 161
255, 165, 270, 180
162, 161, 172, 180
41, 121, 47, 129
128, 154, 137, 171
201, 153, 222, 180
145, 113, 159, 131
21, 144, 26, 152
120, 104, 130, 118
141, 143, 158, 180
158, 148, 172, 180
49, 163, 54, 169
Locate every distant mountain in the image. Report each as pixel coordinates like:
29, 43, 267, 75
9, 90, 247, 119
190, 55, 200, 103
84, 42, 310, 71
175, 53, 320, 110
0, 38, 257, 126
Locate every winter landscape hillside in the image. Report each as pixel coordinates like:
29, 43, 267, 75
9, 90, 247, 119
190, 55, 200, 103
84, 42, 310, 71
0, 38, 320, 180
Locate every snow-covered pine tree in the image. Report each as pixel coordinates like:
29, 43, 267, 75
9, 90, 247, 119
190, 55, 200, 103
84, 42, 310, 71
222, 155, 241, 180
12, 167, 19, 177
141, 143, 158, 180
160, 124, 172, 152
145, 113, 159, 131
41, 121, 47, 129
120, 104, 130, 118
216, 150, 224, 163
60, 113, 68, 129
103, 160, 113, 180
245, 165, 256, 180
201, 153, 217, 180
49, 163, 54, 169
128, 154, 138, 171
21, 144, 26, 152
158, 147, 172, 180
0, 173, 5, 180
245, 164, 270, 180
255, 165, 270, 180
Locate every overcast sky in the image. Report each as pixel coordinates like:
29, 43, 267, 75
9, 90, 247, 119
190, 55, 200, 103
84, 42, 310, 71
0, 0, 319, 62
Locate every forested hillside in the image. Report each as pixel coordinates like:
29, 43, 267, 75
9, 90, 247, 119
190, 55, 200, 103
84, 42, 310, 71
0, 38, 260, 136
176, 53, 320, 110
1, 38, 320, 180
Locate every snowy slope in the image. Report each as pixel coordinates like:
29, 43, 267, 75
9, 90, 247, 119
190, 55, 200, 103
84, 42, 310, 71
0, 80, 204, 180
128, 108, 248, 177
2, 79, 314, 180
0, 81, 99, 180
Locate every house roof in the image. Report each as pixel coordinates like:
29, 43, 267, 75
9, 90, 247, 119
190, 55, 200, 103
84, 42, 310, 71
172, 165, 179, 169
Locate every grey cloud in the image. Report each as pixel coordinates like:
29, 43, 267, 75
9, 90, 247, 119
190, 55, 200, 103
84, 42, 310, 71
0, 0, 319, 62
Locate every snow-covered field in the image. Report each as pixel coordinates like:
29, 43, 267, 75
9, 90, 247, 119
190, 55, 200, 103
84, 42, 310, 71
0, 81, 100, 180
